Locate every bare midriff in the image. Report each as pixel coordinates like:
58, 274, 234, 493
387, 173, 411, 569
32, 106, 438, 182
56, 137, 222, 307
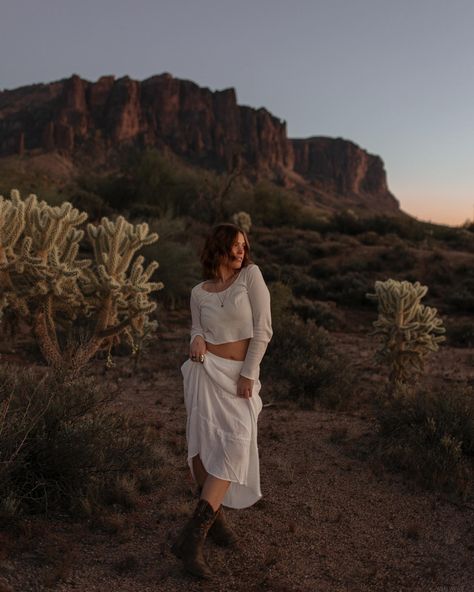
205, 338, 250, 361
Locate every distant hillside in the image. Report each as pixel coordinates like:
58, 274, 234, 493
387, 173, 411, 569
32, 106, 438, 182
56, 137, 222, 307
0, 73, 399, 216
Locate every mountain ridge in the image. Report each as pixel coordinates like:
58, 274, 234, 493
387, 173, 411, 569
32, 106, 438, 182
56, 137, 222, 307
0, 73, 399, 215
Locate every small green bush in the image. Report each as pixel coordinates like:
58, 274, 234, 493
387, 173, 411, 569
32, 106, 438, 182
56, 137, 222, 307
283, 246, 312, 265
378, 244, 415, 271
293, 299, 343, 330
250, 181, 304, 228
0, 366, 163, 520
325, 271, 373, 306
376, 385, 474, 498
262, 316, 354, 409
139, 217, 201, 309
268, 281, 293, 323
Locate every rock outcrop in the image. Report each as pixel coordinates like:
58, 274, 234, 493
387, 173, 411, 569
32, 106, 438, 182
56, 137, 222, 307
291, 137, 399, 211
0, 73, 399, 212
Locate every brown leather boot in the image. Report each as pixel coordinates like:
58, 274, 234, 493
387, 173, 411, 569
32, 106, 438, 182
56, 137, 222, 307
196, 486, 237, 547
209, 505, 238, 547
171, 499, 217, 579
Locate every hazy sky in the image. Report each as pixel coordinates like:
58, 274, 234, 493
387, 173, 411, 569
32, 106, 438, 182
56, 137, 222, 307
1, 0, 473, 225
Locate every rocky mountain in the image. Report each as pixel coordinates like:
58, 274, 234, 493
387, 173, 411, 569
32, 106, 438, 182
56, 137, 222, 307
0, 73, 399, 214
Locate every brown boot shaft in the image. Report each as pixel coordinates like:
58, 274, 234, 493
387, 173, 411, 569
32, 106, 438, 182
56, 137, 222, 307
171, 499, 217, 579
209, 505, 238, 547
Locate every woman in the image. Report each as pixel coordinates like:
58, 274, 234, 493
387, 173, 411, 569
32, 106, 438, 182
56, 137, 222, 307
172, 223, 272, 579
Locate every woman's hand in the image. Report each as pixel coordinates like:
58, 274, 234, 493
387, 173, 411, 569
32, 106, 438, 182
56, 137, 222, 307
190, 336, 206, 362
237, 375, 254, 399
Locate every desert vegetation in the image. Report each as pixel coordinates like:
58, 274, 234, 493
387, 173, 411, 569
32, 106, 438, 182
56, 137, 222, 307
0, 365, 163, 520
0, 190, 163, 373
1, 156, 474, 590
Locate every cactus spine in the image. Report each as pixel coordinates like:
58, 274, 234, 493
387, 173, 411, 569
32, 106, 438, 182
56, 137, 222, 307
366, 279, 446, 396
0, 190, 163, 372
232, 211, 252, 233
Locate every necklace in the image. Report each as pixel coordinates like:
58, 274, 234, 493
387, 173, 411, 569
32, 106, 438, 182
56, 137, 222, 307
214, 272, 238, 307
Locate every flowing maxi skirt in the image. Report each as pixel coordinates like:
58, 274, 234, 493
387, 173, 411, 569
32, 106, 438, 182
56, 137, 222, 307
181, 351, 263, 509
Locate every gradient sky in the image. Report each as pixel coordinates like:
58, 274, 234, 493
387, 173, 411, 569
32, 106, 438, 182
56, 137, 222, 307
1, 0, 473, 226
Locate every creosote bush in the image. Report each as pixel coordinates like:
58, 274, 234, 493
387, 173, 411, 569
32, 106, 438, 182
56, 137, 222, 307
0, 365, 163, 520
376, 385, 474, 499
262, 283, 354, 409
140, 216, 201, 309
262, 315, 355, 409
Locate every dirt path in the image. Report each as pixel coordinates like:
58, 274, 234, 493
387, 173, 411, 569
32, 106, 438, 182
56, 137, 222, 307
1, 317, 473, 592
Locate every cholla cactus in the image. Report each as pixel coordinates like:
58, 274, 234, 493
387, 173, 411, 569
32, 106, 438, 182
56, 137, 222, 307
0, 189, 163, 373
366, 279, 446, 396
232, 211, 252, 233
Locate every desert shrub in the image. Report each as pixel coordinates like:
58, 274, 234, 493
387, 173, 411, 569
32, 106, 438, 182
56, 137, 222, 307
309, 240, 348, 258
292, 274, 324, 299
262, 315, 354, 409
445, 279, 474, 312
376, 385, 474, 498
283, 246, 312, 266
77, 172, 136, 211
141, 240, 200, 309
325, 271, 372, 306
0, 365, 163, 520
323, 212, 429, 242
250, 181, 303, 227
439, 228, 474, 251
293, 299, 343, 330
68, 188, 113, 220
309, 260, 339, 278
139, 217, 201, 308
328, 210, 361, 234
77, 150, 216, 221
358, 231, 381, 245
378, 243, 415, 271
121, 149, 207, 219
325, 255, 385, 274
292, 206, 327, 231
268, 281, 293, 324
367, 216, 426, 241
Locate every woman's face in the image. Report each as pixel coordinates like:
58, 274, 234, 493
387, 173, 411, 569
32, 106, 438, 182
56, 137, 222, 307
225, 232, 246, 271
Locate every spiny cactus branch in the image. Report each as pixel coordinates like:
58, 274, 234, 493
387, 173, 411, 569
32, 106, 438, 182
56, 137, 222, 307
366, 279, 446, 397
0, 189, 163, 372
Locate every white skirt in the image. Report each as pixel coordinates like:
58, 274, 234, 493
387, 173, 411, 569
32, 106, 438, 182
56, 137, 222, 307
181, 351, 263, 509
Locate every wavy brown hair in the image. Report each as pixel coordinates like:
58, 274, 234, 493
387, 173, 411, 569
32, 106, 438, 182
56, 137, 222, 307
200, 223, 252, 279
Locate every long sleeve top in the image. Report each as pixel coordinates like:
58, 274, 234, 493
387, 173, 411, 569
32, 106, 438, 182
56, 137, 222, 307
189, 264, 272, 380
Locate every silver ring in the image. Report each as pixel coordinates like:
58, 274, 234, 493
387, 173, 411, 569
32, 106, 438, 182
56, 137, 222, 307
199, 354, 205, 363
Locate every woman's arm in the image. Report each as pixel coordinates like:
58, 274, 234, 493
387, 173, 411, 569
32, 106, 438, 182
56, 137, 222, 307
189, 288, 207, 359
240, 265, 273, 381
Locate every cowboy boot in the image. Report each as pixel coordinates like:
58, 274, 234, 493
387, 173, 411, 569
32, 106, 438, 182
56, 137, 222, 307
171, 499, 217, 579
197, 487, 237, 547
209, 505, 238, 547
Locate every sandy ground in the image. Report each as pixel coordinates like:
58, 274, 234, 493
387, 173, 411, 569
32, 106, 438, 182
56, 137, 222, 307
1, 310, 473, 592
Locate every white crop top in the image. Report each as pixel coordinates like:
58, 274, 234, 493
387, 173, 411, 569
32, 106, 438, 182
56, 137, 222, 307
190, 264, 273, 380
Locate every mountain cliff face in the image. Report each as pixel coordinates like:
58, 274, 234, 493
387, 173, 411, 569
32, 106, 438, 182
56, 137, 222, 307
291, 137, 397, 210
0, 73, 399, 213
